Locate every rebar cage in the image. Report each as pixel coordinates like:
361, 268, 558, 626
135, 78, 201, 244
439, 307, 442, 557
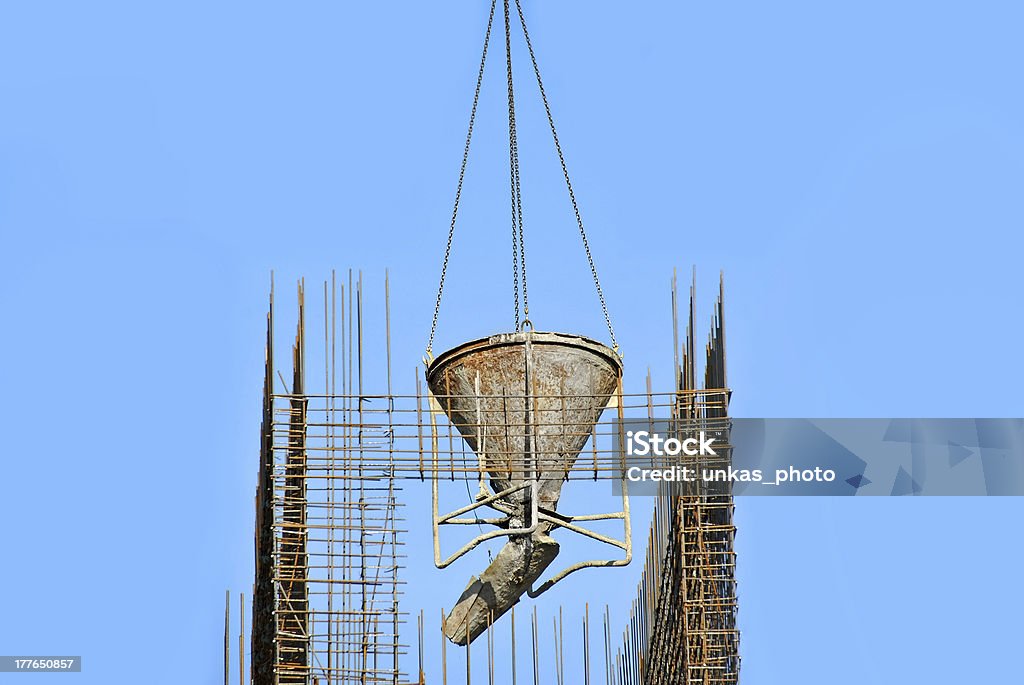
247, 270, 739, 685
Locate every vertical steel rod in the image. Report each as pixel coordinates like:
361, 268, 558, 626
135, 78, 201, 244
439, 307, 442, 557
239, 592, 245, 685
224, 590, 230, 685
511, 606, 517, 685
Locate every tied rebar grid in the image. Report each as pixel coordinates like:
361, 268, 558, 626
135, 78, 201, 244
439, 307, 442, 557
253, 273, 407, 685
259, 390, 726, 482
611, 271, 739, 685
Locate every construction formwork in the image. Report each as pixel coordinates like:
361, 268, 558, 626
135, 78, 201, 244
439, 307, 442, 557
247, 270, 738, 685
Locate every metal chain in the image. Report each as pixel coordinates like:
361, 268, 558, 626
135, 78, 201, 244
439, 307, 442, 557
427, 0, 498, 356
504, 0, 520, 332
513, 0, 617, 351
512, 20, 528, 327
516, 102, 528, 327
504, 0, 528, 331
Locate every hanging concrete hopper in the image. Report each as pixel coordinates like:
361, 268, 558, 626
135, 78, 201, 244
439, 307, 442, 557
427, 330, 621, 644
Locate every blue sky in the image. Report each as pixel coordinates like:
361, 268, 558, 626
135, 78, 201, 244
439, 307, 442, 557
1, 1, 1022, 683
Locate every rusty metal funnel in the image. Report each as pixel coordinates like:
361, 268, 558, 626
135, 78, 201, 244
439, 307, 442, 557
427, 331, 622, 644
427, 330, 621, 511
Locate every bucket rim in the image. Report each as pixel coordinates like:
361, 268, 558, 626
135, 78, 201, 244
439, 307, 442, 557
426, 330, 622, 382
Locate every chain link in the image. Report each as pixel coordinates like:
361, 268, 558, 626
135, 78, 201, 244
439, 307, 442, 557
516, 108, 528, 324
513, 0, 617, 352
504, 0, 520, 331
427, 0, 498, 355
504, 0, 529, 331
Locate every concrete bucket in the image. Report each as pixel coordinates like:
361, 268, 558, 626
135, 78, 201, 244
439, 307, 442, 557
427, 331, 622, 644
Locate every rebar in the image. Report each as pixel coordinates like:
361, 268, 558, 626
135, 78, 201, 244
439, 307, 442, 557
246, 270, 738, 684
